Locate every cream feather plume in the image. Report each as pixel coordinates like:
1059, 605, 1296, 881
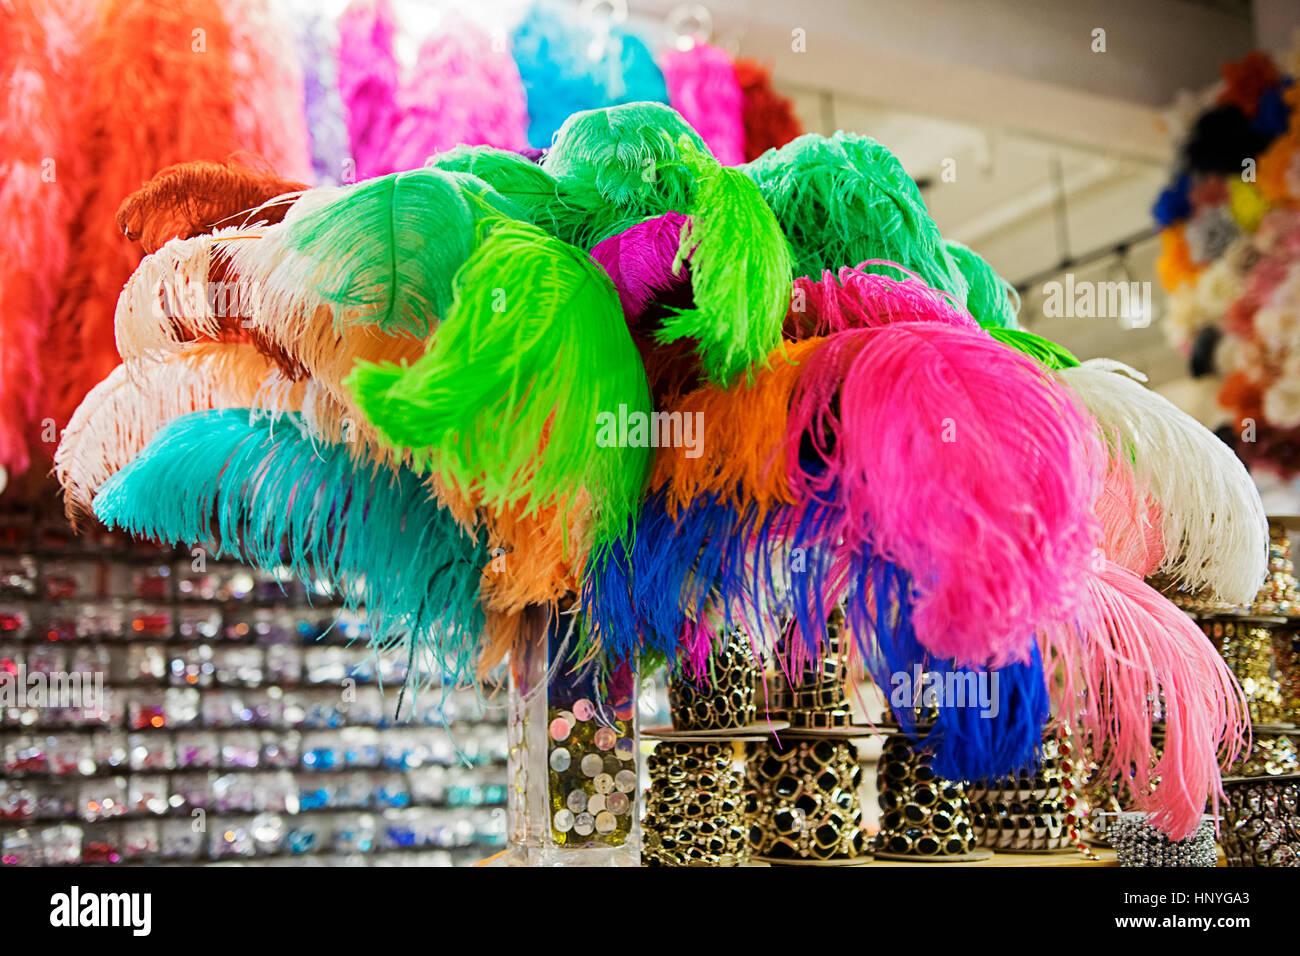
1059, 359, 1268, 602
111, 222, 421, 468
55, 343, 292, 522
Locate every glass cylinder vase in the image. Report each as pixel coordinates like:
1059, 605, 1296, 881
505, 611, 640, 866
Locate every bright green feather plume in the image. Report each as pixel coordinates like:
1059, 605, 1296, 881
944, 239, 1019, 330
542, 102, 709, 246
280, 167, 519, 336
743, 132, 968, 301
93, 410, 491, 687
987, 327, 1080, 369
656, 139, 793, 385
346, 219, 653, 543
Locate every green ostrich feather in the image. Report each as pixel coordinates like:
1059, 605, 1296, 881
987, 327, 1080, 369
347, 219, 653, 543
281, 166, 518, 336
743, 132, 969, 301
542, 102, 709, 246
657, 140, 793, 386
944, 239, 1020, 330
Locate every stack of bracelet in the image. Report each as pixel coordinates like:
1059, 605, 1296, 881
642, 638, 786, 866
745, 615, 873, 864
1108, 813, 1217, 867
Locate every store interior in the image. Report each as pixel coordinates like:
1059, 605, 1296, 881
2, 0, 1300, 870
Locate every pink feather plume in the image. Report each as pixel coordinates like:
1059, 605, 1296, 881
224, 0, 313, 182
0, 0, 79, 474
589, 212, 692, 322
788, 261, 980, 339
1043, 559, 1248, 840
787, 324, 1105, 667
1095, 457, 1165, 576
385, 16, 529, 172
660, 42, 746, 166
336, 0, 401, 180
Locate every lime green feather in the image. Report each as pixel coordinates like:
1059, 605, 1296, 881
944, 239, 1019, 330
282, 167, 518, 336
987, 327, 1080, 369
346, 219, 653, 542
656, 139, 793, 385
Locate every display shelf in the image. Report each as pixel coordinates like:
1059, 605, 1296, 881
0, 499, 509, 866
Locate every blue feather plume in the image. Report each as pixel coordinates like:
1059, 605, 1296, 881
853, 558, 1049, 781
93, 410, 490, 686
511, 0, 668, 149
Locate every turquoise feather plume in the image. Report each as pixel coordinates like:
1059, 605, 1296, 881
93, 409, 491, 686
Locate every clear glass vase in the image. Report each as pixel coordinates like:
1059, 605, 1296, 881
504, 612, 641, 866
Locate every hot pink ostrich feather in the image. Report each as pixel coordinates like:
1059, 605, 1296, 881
222, 0, 313, 182
787, 261, 980, 339
1043, 559, 1247, 840
589, 211, 691, 322
787, 324, 1105, 667
0, 0, 80, 474
660, 42, 746, 166
385, 17, 528, 173
336, 0, 401, 180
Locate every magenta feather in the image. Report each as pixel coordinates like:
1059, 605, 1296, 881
336, 0, 401, 180
1044, 559, 1247, 840
385, 17, 529, 172
589, 212, 691, 322
788, 261, 980, 338
660, 43, 746, 166
787, 325, 1105, 667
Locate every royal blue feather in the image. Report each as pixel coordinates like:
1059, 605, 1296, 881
854, 558, 1048, 781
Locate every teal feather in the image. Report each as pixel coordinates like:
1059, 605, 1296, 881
93, 409, 490, 686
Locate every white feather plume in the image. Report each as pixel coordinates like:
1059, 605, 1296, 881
1060, 359, 1267, 602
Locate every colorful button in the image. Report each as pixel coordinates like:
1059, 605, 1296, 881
573, 699, 595, 721
549, 747, 571, 772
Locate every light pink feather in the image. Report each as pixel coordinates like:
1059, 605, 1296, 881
223, 0, 312, 182
1044, 559, 1247, 840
